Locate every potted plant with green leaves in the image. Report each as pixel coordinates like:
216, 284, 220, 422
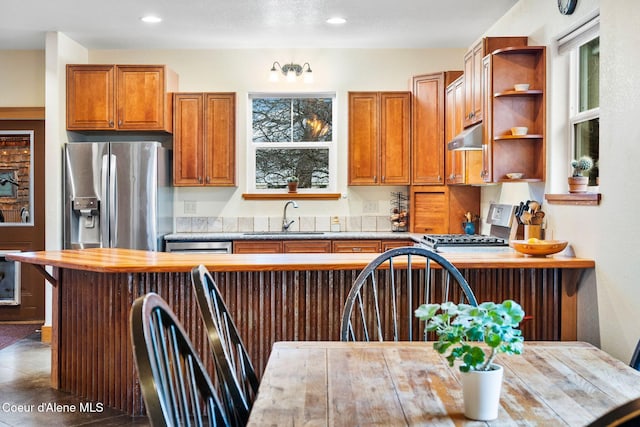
415, 300, 525, 421
568, 155, 593, 193
286, 176, 299, 193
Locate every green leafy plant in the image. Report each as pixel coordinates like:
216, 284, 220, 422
414, 300, 525, 372
571, 155, 594, 177
286, 176, 299, 183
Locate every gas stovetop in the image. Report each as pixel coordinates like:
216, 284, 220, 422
422, 234, 508, 246
420, 234, 510, 253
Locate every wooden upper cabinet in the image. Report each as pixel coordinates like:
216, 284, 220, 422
348, 92, 410, 186
462, 37, 528, 129
412, 72, 461, 185
173, 92, 236, 186
66, 65, 115, 130
463, 42, 484, 128
446, 76, 483, 186
445, 76, 465, 185
66, 64, 177, 132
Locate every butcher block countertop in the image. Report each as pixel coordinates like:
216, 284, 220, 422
8, 248, 595, 273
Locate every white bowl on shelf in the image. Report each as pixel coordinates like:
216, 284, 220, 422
511, 127, 528, 136
514, 83, 530, 91
506, 172, 524, 179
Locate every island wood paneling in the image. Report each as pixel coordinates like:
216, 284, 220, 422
56, 266, 565, 416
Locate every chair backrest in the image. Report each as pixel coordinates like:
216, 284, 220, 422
130, 292, 230, 427
341, 246, 478, 342
630, 339, 640, 371
191, 264, 260, 426
586, 397, 640, 427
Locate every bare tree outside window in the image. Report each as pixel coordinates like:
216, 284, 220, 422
251, 95, 334, 190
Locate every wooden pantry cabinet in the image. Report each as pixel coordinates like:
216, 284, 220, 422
411, 71, 461, 185
348, 92, 411, 185
66, 64, 177, 132
445, 75, 483, 185
482, 46, 546, 183
462, 36, 528, 128
173, 93, 236, 186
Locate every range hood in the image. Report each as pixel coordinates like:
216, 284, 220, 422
447, 123, 483, 151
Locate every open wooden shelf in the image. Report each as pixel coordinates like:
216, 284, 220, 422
242, 193, 341, 200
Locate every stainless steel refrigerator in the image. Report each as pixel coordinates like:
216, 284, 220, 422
63, 141, 173, 251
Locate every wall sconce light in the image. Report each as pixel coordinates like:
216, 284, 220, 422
269, 61, 314, 83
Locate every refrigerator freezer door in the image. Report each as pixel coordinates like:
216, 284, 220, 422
64, 142, 109, 249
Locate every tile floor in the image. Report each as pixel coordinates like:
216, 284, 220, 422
0, 332, 148, 426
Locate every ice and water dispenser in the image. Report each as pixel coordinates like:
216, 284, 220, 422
67, 196, 101, 249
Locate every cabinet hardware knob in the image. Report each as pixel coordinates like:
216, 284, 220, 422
206, 176, 210, 183
109, 120, 114, 127
352, 247, 362, 252
198, 176, 202, 183
118, 120, 122, 127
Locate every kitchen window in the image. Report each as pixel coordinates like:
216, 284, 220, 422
247, 93, 336, 193
562, 13, 600, 187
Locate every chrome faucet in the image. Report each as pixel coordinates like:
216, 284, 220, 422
282, 200, 299, 232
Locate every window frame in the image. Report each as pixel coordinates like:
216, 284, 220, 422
560, 12, 600, 181
246, 92, 337, 194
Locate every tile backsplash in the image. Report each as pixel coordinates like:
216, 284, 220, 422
175, 215, 393, 233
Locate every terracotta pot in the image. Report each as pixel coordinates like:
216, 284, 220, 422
287, 182, 298, 193
461, 364, 503, 421
568, 176, 588, 193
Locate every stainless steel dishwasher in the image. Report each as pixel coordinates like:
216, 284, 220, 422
165, 241, 233, 254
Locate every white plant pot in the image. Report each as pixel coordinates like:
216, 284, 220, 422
460, 364, 504, 421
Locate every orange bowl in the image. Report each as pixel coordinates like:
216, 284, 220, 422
509, 240, 568, 257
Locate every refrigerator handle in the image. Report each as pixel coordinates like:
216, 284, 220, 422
109, 154, 117, 247
100, 154, 109, 247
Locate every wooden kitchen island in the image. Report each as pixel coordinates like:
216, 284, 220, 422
8, 248, 595, 416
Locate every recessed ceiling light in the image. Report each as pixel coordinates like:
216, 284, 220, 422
326, 17, 346, 25
141, 15, 162, 24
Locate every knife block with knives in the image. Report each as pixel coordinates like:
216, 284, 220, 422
510, 200, 545, 241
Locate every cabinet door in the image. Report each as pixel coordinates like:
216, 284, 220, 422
173, 93, 205, 186
66, 65, 115, 130
463, 41, 484, 128
116, 65, 167, 131
412, 73, 445, 185
348, 92, 379, 185
445, 77, 465, 184
283, 240, 331, 253
204, 93, 236, 186
411, 190, 448, 234
332, 240, 381, 253
380, 92, 411, 185
233, 240, 282, 254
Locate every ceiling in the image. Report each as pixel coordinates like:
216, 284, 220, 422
1, 0, 518, 50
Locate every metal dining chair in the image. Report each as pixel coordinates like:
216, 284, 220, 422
340, 245, 478, 342
586, 397, 640, 427
130, 292, 230, 427
630, 339, 640, 371
191, 264, 259, 427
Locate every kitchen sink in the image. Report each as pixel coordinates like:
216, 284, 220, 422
243, 231, 325, 236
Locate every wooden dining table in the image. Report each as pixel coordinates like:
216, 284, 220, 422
247, 341, 640, 426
